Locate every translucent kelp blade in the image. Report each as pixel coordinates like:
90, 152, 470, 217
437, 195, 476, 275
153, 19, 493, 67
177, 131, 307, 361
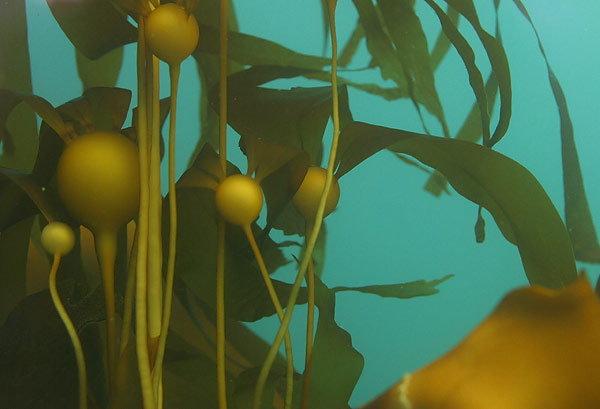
511, 0, 600, 263
379, 0, 450, 138
46, 0, 137, 60
442, 0, 512, 147
352, 0, 408, 90
0, 217, 32, 325
0, 0, 36, 171
195, 24, 330, 70
75, 47, 124, 91
0, 168, 63, 230
332, 274, 453, 299
425, 73, 499, 196
422, 0, 490, 145
430, 5, 460, 72
306, 275, 364, 409
0, 89, 69, 147
337, 121, 576, 289
338, 20, 365, 67
167, 187, 305, 322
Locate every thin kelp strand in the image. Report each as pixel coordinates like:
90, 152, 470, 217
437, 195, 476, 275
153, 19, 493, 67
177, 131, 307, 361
253, 1, 341, 407
152, 63, 181, 398
243, 224, 294, 409
301, 225, 316, 409
216, 0, 229, 407
118, 227, 137, 357
147, 53, 163, 360
48, 255, 88, 409
135, 17, 156, 409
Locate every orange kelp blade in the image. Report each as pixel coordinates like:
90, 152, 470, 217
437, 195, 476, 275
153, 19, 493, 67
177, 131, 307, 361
360, 276, 600, 409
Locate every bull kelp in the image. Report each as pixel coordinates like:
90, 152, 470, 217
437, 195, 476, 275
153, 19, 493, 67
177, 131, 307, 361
0, 0, 598, 408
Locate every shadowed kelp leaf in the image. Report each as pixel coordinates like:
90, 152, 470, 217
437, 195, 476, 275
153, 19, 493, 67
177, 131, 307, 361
0, 0, 37, 171
0, 167, 63, 230
46, 0, 137, 59
511, 0, 600, 263
75, 47, 124, 91
167, 187, 306, 322
0, 286, 107, 409
215, 68, 351, 165
337, 122, 576, 289
441, 0, 512, 147
332, 274, 453, 299
307, 275, 364, 409
422, 0, 490, 144
0, 217, 32, 326
60, 87, 132, 133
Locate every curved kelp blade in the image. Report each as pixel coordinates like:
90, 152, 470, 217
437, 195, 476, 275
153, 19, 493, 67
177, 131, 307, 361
0, 89, 69, 146
337, 122, 576, 289
0, 167, 64, 230
0, 217, 32, 326
422, 0, 490, 144
75, 47, 124, 91
0, 287, 108, 408
332, 274, 453, 299
167, 187, 307, 322
425, 72, 499, 196
46, 0, 137, 59
0, 0, 36, 171
441, 0, 512, 147
430, 5, 460, 72
306, 276, 364, 409
511, 0, 600, 263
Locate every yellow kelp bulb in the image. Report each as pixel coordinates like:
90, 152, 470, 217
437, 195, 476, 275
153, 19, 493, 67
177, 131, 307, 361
41, 222, 75, 256
215, 175, 263, 226
292, 166, 340, 221
145, 3, 199, 66
360, 276, 600, 409
56, 131, 140, 233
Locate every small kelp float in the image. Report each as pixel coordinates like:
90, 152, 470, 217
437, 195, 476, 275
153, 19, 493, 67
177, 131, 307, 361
360, 275, 600, 409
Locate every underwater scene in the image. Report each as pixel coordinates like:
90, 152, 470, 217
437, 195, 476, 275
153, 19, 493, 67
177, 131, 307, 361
1, 0, 599, 408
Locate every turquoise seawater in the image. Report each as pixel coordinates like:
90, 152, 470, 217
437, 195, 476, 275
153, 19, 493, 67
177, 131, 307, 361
19, 1, 600, 406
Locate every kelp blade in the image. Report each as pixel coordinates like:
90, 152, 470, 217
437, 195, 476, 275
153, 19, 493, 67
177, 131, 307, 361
337, 122, 576, 289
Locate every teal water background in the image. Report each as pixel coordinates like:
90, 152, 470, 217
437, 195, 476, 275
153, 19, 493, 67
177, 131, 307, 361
25, 0, 600, 406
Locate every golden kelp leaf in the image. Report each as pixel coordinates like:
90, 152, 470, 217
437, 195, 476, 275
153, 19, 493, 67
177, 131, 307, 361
361, 276, 600, 409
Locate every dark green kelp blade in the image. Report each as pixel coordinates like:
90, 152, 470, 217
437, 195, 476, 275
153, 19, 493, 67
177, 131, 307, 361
75, 47, 124, 91
337, 121, 576, 289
